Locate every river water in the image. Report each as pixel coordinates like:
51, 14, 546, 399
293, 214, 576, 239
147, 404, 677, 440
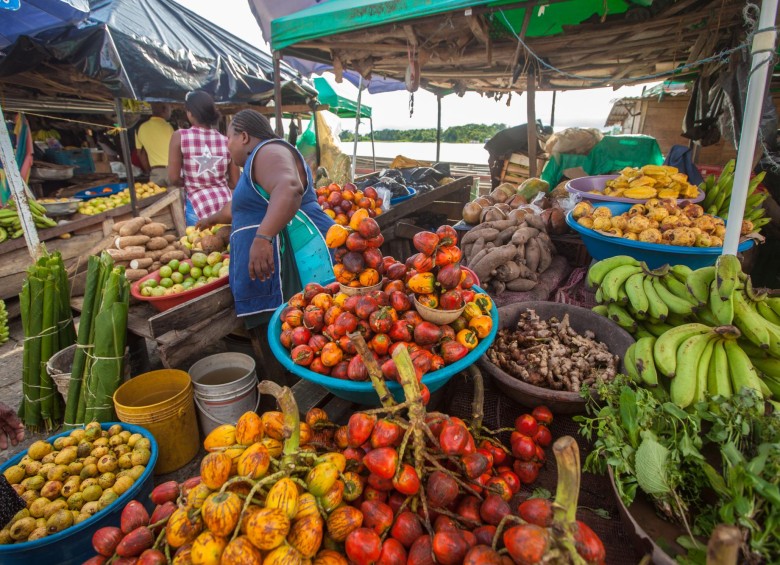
337, 140, 490, 165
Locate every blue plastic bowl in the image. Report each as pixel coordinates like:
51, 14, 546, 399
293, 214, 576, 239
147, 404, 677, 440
74, 183, 127, 200
390, 187, 417, 206
566, 202, 754, 269
268, 285, 498, 406
0, 422, 158, 565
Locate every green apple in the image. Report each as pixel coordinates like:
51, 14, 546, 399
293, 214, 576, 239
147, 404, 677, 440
190, 267, 202, 279
203, 266, 213, 278
159, 266, 173, 279
159, 277, 173, 289
171, 272, 184, 284
206, 251, 222, 266
168, 259, 180, 271
178, 262, 191, 275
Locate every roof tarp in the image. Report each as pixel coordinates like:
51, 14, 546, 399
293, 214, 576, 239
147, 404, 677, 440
0, 0, 316, 104
271, 0, 499, 51
314, 77, 372, 119
0, 0, 90, 49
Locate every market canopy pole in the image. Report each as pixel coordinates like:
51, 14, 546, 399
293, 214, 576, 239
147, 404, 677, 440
369, 117, 377, 171
723, 0, 778, 255
351, 75, 364, 181
527, 68, 538, 178
0, 106, 42, 260
114, 99, 138, 217
550, 90, 557, 129
436, 94, 442, 162
273, 51, 284, 137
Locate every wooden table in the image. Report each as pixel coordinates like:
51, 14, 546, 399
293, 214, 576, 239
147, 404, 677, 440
377, 176, 473, 262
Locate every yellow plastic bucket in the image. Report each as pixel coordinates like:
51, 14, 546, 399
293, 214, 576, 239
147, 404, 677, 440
113, 369, 199, 475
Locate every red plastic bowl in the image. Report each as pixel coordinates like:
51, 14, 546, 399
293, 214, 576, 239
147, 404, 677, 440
130, 255, 229, 312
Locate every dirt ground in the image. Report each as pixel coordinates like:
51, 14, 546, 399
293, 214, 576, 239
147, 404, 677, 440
0, 316, 206, 484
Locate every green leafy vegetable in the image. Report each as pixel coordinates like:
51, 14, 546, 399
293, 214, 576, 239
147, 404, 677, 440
634, 435, 670, 496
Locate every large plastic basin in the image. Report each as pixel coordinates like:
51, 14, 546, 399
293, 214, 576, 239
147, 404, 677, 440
0, 422, 158, 565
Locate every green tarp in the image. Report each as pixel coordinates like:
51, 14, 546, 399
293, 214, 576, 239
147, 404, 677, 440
271, 0, 635, 51
314, 77, 372, 119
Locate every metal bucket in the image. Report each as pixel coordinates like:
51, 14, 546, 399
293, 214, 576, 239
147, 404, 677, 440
189, 352, 259, 436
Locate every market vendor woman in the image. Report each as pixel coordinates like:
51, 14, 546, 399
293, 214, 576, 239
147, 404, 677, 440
197, 110, 334, 327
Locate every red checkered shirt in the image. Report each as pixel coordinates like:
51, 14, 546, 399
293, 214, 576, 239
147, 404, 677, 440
179, 126, 232, 219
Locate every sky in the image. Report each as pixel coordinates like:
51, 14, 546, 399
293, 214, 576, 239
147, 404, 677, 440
174, 0, 653, 134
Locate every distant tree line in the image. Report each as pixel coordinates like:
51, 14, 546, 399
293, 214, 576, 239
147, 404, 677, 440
340, 123, 508, 143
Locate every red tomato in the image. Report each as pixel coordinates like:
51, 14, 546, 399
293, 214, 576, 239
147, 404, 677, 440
514, 414, 539, 437
532, 406, 554, 426
534, 426, 552, 448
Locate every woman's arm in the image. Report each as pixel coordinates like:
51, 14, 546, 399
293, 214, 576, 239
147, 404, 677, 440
227, 160, 240, 190
196, 201, 232, 231
167, 130, 184, 187
247, 143, 305, 281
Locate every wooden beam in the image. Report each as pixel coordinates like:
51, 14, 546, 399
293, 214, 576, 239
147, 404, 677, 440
254, 104, 328, 115
467, 15, 489, 44
375, 177, 472, 228
527, 70, 537, 178
149, 285, 234, 337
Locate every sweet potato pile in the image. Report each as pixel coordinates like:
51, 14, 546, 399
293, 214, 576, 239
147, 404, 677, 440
461, 214, 556, 295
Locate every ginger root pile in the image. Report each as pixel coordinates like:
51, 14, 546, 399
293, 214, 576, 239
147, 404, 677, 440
487, 310, 618, 392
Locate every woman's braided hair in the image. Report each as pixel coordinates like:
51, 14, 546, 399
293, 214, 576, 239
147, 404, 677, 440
231, 110, 279, 141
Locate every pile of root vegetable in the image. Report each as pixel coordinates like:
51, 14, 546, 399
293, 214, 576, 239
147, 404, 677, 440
461, 214, 557, 295
82, 345, 607, 565
487, 310, 619, 392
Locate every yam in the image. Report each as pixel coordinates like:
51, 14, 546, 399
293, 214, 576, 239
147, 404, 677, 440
461, 227, 499, 246
160, 250, 187, 264
112, 219, 128, 233
145, 237, 169, 251
525, 238, 542, 273
462, 202, 483, 224
467, 238, 486, 264
146, 248, 167, 261
537, 241, 553, 273
115, 235, 150, 249
505, 278, 538, 292
472, 244, 517, 283
105, 246, 145, 261
496, 226, 517, 245
164, 234, 177, 243
524, 213, 546, 232
506, 194, 527, 209
140, 222, 167, 237
476, 219, 517, 232
507, 209, 528, 224
480, 207, 506, 224
467, 247, 489, 270
511, 227, 540, 246
489, 279, 506, 295
496, 261, 521, 282
150, 261, 161, 272
125, 269, 149, 282
130, 257, 153, 270
118, 217, 148, 237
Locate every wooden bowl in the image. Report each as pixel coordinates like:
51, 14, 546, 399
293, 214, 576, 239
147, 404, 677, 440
414, 296, 465, 325
339, 280, 383, 296
477, 301, 634, 414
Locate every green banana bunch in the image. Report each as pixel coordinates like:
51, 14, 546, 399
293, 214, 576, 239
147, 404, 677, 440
0, 299, 7, 345
1, 197, 58, 236
699, 159, 769, 230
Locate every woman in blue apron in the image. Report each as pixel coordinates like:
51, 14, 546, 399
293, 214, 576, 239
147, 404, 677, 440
196, 110, 334, 330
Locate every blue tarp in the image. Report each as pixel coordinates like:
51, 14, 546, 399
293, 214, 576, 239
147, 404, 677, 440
0, 0, 89, 49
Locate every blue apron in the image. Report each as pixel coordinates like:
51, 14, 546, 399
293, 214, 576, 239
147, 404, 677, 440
229, 139, 334, 317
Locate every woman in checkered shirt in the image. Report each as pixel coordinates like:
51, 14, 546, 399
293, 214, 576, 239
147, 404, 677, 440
168, 91, 240, 225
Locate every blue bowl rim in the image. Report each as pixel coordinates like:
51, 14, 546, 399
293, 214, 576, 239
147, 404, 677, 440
0, 422, 159, 553
74, 183, 127, 201
390, 186, 417, 206
267, 285, 498, 394
565, 202, 754, 255
566, 175, 705, 204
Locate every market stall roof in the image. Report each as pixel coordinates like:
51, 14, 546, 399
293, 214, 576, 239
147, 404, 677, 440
314, 77, 372, 119
0, 0, 90, 50
270, 0, 748, 93
0, 0, 317, 106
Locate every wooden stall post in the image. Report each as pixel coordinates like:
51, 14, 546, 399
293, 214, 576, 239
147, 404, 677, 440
436, 94, 442, 162
351, 75, 364, 181
114, 99, 138, 217
550, 90, 557, 129
0, 106, 41, 259
370, 117, 377, 171
272, 51, 284, 137
527, 69, 537, 178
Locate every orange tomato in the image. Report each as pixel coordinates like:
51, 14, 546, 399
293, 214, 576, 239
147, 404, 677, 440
359, 268, 380, 287
417, 293, 439, 309
468, 315, 493, 339
335, 214, 349, 226
456, 329, 479, 350
321, 342, 343, 367
324, 209, 336, 219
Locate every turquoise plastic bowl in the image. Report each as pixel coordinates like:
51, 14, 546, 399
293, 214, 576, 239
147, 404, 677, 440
0, 422, 158, 565
390, 187, 417, 206
566, 202, 754, 270
268, 285, 498, 406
